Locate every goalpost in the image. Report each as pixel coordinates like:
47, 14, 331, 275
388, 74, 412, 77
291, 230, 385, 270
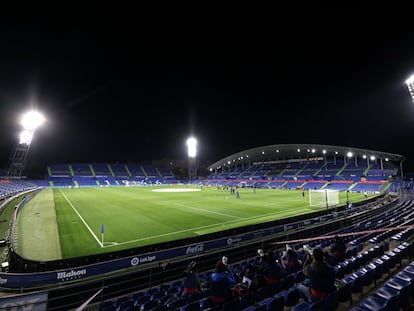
309, 189, 339, 208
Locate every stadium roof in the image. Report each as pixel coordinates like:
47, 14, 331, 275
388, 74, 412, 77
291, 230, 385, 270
208, 144, 405, 171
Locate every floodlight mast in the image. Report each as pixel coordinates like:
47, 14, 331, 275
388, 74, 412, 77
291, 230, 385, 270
405, 74, 414, 103
186, 137, 197, 184
7, 111, 44, 177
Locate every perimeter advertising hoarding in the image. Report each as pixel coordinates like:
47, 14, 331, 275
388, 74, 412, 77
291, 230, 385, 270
0, 224, 284, 288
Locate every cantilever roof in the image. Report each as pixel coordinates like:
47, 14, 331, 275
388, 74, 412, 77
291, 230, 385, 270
208, 144, 405, 170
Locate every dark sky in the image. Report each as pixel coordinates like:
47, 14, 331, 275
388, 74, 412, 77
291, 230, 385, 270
1, 7, 414, 174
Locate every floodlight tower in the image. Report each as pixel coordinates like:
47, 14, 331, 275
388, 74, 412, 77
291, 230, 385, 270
7, 111, 44, 177
405, 74, 414, 103
186, 137, 197, 184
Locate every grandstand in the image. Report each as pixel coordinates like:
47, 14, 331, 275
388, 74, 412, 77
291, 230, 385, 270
0, 144, 413, 311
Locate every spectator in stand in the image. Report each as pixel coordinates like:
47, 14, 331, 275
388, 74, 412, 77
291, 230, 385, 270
251, 250, 284, 293
327, 235, 346, 266
281, 244, 301, 274
298, 247, 336, 302
211, 259, 234, 306
182, 261, 202, 298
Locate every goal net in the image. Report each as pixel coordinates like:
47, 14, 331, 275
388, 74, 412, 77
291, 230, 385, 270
309, 189, 339, 207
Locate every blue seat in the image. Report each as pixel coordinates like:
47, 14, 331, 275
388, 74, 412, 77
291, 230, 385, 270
374, 285, 400, 311
115, 296, 130, 308
321, 291, 338, 310
395, 270, 414, 296
344, 272, 364, 297
334, 264, 345, 279
239, 291, 255, 309
166, 286, 180, 296
349, 255, 361, 271
221, 299, 241, 311
146, 287, 159, 296
284, 286, 299, 307
267, 294, 284, 311
242, 305, 266, 311
342, 260, 353, 275
141, 300, 159, 311
199, 297, 214, 310
256, 297, 272, 308
378, 255, 391, 276
186, 292, 203, 303
167, 297, 187, 310
359, 295, 388, 311
366, 262, 382, 286
361, 267, 374, 289
180, 301, 201, 311
295, 270, 306, 284
160, 294, 174, 305
118, 300, 134, 311
283, 273, 295, 290
291, 299, 323, 311
255, 284, 272, 302
384, 277, 412, 309
134, 294, 150, 307
337, 279, 352, 306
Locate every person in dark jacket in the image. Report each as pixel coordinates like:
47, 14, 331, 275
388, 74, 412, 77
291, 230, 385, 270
182, 261, 202, 297
327, 235, 346, 266
210, 260, 234, 305
281, 244, 301, 274
251, 250, 284, 293
298, 247, 336, 302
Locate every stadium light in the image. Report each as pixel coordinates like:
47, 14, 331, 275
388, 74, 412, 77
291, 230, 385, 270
186, 137, 197, 158
8, 110, 45, 177
21, 111, 45, 130
405, 74, 414, 103
186, 137, 197, 183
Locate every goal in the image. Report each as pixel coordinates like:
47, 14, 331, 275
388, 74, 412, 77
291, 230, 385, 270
309, 189, 339, 207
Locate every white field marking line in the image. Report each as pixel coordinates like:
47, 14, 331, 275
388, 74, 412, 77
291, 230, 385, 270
59, 189, 103, 247
103, 207, 290, 248
173, 202, 242, 219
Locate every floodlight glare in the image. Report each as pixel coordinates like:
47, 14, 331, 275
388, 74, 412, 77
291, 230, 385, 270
19, 130, 33, 145
186, 137, 197, 158
405, 74, 414, 103
405, 74, 414, 85
347, 151, 353, 158
21, 111, 45, 130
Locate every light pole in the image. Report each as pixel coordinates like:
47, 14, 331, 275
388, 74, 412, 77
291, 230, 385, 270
405, 74, 414, 103
186, 137, 197, 184
8, 111, 44, 177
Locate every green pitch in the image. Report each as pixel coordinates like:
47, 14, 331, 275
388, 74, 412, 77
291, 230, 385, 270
14, 186, 369, 260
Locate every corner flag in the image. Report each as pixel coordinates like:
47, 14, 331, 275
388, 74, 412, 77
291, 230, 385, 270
101, 224, 104, 247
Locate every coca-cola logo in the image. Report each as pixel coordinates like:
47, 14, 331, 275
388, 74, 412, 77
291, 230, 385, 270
186, 244, 204, 254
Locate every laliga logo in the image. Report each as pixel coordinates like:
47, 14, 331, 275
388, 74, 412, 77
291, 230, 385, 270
227, 237, 242, 245
131, 257, 140, 266
186, 244, 204, 255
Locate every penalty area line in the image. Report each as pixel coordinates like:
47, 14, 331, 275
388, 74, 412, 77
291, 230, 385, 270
59, 189, 103, 247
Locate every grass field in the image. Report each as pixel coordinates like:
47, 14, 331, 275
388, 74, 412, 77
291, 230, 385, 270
15, 186, 369, 260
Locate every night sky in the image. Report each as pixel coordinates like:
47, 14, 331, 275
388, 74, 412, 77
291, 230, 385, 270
1, 8, 414, 175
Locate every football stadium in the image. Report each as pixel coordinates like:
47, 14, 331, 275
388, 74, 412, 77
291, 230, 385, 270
3, 13, 414, 311
1, 141, 414, 310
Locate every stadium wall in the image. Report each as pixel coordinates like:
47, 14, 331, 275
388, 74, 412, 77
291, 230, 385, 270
2, 195, 384, 289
